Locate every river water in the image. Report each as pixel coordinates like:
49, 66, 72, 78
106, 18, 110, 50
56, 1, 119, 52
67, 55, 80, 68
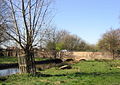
0, 68, 19, 76
0, 63, 60, 76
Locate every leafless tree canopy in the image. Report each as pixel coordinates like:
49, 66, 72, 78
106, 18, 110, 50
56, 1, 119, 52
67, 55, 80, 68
0, 24, 7, 44
98, 28, 120, 59
5, 0, 53, 50
0, 0, 10, 45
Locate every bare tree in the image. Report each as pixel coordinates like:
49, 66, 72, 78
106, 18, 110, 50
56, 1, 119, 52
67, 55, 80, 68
0, 24, 8, 45
4, 0, 53, 74
0, 0, 10, 46
98, 28, 120, 59
61, 34, 81, 51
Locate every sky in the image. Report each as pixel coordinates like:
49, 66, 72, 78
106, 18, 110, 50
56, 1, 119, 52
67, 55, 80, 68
54, 0, 120, 44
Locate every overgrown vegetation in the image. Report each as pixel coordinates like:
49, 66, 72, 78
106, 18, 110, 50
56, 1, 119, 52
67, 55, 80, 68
0, 60, 120, 85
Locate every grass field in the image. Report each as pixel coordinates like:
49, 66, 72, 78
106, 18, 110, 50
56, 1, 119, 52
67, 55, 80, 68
0, 60, 120, 85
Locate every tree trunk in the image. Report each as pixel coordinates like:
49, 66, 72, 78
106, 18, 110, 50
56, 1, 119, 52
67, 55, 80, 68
53, 50, 57, 59
112, 50, 115, 60
25, 49, 36, 74
19, 49, 36, 74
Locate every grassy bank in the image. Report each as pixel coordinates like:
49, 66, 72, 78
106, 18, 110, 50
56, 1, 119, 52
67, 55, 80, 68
0, 56, 17, 64
0, 56, 48, 64
0, 60, 120, 85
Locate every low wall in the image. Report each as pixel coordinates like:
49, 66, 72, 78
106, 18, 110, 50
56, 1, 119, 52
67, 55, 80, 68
23, 51, 114, 61
72, 52, 113, 61
0, 49, 115, 61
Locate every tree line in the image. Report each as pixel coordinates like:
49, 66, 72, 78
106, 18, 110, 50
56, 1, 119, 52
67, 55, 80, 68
45, 28, 97, 52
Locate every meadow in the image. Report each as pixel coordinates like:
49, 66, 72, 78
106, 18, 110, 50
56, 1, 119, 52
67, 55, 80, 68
0, 59, 120, 85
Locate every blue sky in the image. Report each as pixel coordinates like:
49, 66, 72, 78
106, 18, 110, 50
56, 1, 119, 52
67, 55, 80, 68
54, 0, 120, 44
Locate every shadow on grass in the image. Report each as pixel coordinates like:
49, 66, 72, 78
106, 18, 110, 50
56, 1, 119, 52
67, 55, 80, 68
30, 71, 120, 78
1, 71, 120, 82
0, 77, 7, 82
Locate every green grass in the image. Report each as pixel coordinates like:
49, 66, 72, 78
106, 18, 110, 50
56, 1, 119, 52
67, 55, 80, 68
0, 56, 17, 64
0, 56, 48, 64
0, 60, 120, 85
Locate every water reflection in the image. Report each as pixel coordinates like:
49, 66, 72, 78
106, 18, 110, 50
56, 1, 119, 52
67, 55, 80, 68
0, 68, 19, 76
0, 63, 61, 76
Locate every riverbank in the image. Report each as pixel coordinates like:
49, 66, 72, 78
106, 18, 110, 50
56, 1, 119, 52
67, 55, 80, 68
0, 60, 120, 85
0, 56, 17, 64
0, 58, 63, 70
0, 56, 50, 64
